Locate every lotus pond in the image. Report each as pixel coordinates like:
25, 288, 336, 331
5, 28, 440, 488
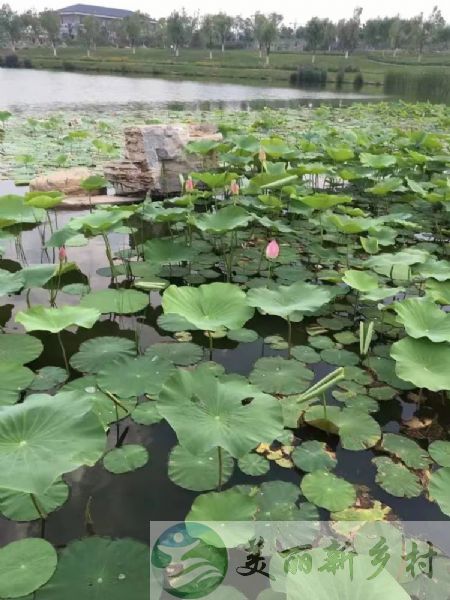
0, 100, 450, 598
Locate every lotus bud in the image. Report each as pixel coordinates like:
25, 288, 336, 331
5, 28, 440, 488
230, 179, 240, 196
265, 239, 280, 260
185, 176, 194, 192
58, 246, 67, 263
258, 148, 267, 162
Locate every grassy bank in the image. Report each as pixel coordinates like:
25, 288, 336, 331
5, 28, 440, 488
8, 46, 450, 87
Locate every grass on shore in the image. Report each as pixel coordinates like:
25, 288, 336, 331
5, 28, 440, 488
10, 46, 450, 87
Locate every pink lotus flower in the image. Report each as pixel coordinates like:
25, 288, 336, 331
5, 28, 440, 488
265, 239, 280, 260
58, 246, 67, 262
258, 148, 267, 162
230, 179, 240, 195
185, 176, 195, 192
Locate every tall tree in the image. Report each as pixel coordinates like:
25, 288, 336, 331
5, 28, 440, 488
304, 17, 335, 52
202, 15, 216, 59
213, 13, 233, 52
123, 12, 142, 54
0, 4, 22, 51
337, 7, 363, 54
166, 10, 195, 56
254, 13, 282, 66
40, 10, 59, 56
79, 15, 100, 56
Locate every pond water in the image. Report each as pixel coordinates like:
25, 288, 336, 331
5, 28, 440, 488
0, 68, 381, 113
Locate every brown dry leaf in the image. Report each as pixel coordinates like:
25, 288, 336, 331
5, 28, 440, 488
256, 443, 271, 454
275, 458, 293, 469
267, 450, 284, 461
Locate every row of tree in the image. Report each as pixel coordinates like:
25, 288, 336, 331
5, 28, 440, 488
1, 4, 449, 59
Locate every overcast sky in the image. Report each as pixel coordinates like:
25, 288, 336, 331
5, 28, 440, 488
10, 0, 450, 25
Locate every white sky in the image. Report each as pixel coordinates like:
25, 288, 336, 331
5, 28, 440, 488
9, 0, 450, 25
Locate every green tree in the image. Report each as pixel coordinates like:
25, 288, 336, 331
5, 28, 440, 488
123, 12, 143, 53
166, 10, 189, 56
213, 13, 233, 52
304, 17, 335, 52
40, 10, 59, 56
80, 15, 100, 56
337, 7, 363, 55
202, 14, 216, 59
0, 4, 22, 50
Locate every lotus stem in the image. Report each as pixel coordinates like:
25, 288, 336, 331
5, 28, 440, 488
101, 233, 115, 280
56, 331, 70, 374
104, 389, 129, 414
287, 317, 292, 359
322, 392, 328, 420
30, 493, 47, 521
207, 332, 213, 360
217, 447, 223, 491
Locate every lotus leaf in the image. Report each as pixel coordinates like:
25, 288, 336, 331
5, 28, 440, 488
0, 538, 57, 598
290, 345, 320, 363
249, 357, 313, 395
301, 471, 356, 512
227, 328, 258, 343
0, 268, 24, 296
254, 481, 319, 521
428, 468, 450, 517
238, 453, 270, 476
342, 270, 378, 292
145, 341, 203, 366
157, 369, 284, 458
193, 206, 252, 232
0, 362, 35, 405
393, 298, 450, 342
321, 348, 359, 366
70, 336, 136, 373
299, 194, 352, 211
34, 537, 148, 599
162, 283, 254, 332
391, 337, 450, 391
0, 333, 43, 364
292, 441, 336, 472
97, 355, 175, 398
381, 433, 430, 469
429, 441, 450, 467
143, 238, 198, 264
80, 289, 148, 315
16, 305, 100, 333
0, 479, 69, 521
131, 402, 162, 426
186, 488, 258, 522
29, 366, 68, 391
247, 281, 332, 321
168, 444, 234, 491
103, 444, 149, 474
373, 457, 422, 498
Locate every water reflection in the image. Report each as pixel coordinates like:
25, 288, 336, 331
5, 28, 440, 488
0, 68, 382, 114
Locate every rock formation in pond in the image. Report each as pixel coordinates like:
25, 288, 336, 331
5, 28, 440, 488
104, 123, 222, 196
29, 167, 104, 196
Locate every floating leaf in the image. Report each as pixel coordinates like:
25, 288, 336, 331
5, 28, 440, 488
0, 538, 57, 598
187, 488, 258, 522
342, 270, 378, 292
291, 346, 320, 363
16, 305, 100, 333
301, 471, 356, 512
429, 441, 450, 467
0, 362, 34, 405
321, 348, 359, 366
250, 357, 313, 395
131, 402, 162, 426
145, 342, 203, 366
227, 328, 258, 343
381, 433, 430, 469
238, 453, 270, 476
373, 457, 422, 498
29, 367, 68, 391
0, 333, 43, 365
0, 479, 69, 521
168, 445, 234, 491
428, 468, 450, 517
103, 445, 149, 474
70, 337, 137, 374
292, 441, 336, 472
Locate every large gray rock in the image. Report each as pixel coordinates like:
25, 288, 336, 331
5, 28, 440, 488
104, 123, 222, 196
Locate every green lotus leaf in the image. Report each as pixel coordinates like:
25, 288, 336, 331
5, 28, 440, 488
331, 501, 392, 522
131, 401, 162, 426
168, 444, 234, 491
0, 195, 46, 226
425, 279, 450, 304
373, 456, 422, 498
143, 238, 198, 264
162, 282, 254, 332
0, 538, 57, 598
429, 441, 450, 467
360, 153, 397, 169
97, 355, 175, 398
0, 268, 24, 296
304, 406, 381, 451
338, 394, 379, 413
366, 249, 429, 277
157, 312, 198, 332
391, 337, 450, 391
25, 190, 64, 209
321, 348, 359, 366
291, 345, 320, 363
414, 258, 450, 282
70, 336, 137, 374
80, 289, 148, 315
301, 471, 356, 512
191, 172, 239, 189
325, 213, 372, 234
309, 335, 335, 350
249, 357, 314, 395
227, 328, 258, 343
333, 331, 358, 345
187, 488, 258, 522
361, 287, 403, 301
368, 386, 396, 401
0, 392, 105, 494
193, 206, 252, 233
247, 281, 332, 320
34, 537, 148, 599
16, 305, 100, 333
366, 177, 405, 196
292, 441, 336, 472
29, 366, 68, 391
103, 444, 149, 474
238, 453, 270, 476
365, 355, 414, 390
19, 263, 78, 290
0, 333, 43, 365
69, 209, 131, 234
393, 298, 450, 342
145, 341, 203, 366
326, 146, 355, 162
342, 270, 378, 292
428, 468, 450, 517
381, 433, 430, 469
62, 376, 135, 428
299, 194, 352, 211
157, 368, 284, 458
80, 174, 107, 191
0, 362, 35, 405
186, 139, 221, 154
254, 480, 319, 522
0, 479, 69, 521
